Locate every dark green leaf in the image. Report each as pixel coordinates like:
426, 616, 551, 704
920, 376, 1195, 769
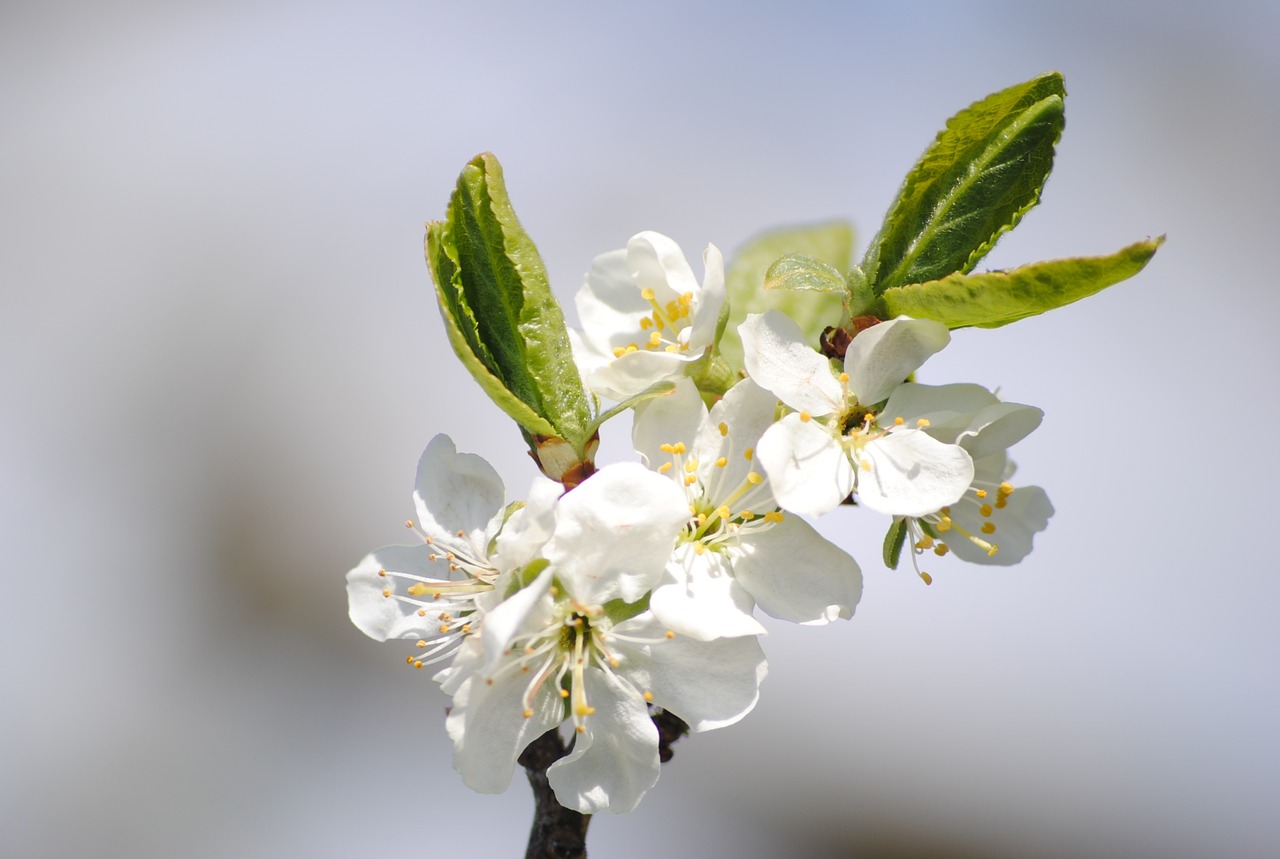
883, 517, 908, 570
863, 72, 1066, 291
882, 237, 1163, 328
427, 153, 592, 447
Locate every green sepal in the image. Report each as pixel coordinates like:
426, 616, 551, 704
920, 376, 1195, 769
718, 220, 854, 369
427, 153, 592, 452
863, 72, 1066, 291
881, 236, 1164, 329
586, 380, 678, 437
764, 254, 848, 294
883, 517, 908, 570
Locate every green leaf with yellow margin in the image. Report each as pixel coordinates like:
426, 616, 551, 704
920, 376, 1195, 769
881, 237, 1164, 329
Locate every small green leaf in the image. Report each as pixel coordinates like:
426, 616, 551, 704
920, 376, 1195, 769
883, 517, 908, 570
719, 221, 854, 370
427, 153, 592, 449
881, 237, 1164, 329
864, 72, 1066, 291
764, 254, 848, 293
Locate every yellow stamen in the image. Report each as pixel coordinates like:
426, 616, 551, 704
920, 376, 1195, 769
799, 411, 812, 422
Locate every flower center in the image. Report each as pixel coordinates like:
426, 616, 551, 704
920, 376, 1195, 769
905, 480, 1016, 583
612, 288, 695, 357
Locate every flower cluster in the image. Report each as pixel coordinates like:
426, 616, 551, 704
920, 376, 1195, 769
348, 230, 1053, 814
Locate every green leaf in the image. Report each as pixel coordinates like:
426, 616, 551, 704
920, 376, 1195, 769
427, 153, 592, 448
764, 254, 847, 293
883, 517, 908, 570
881, 236, 1164, 329
863, 72, 1066, 291
719, 221, 854, 370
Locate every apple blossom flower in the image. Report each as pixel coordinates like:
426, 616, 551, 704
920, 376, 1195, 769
441, 463, 767, 814
632, 377, 863, 639
570, 231, 726, 401
740, 310, 974, 518
878, 382, 1054, 580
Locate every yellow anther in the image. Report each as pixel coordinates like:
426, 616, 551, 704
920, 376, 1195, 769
658, 462, 674, 474
653, 315, 665, 331
799, 411, 812, 422
609, 657, 620, 667
640, 317, 653, 330
613, 346, 627, 358
643, 691, 654, 703
560, 688, 570, 698
428, 553, 438, 561
764, 511, 784, 523
920, 572, 934, 585
717, 422, 728, 437
417, 609, 427, 617
461, 624, 472, 634
522, 708, 534, 718
744, 447, 754, 460
640, 287, 656, 301
740, 510, 755, 520
987, 545, 1000, 557
665, 344, 680, 352
684, 474, 697, 486
716, 505, 731, 520
934, 544, 949, 556
625, 343, 638, 353
715, 456, 728, 468
406, 583, 430, 597
381, 589, 391, 598
574, 704, 596, 717
861, 459, 872, 472
979, 504, 994, 517
678, 291, 694, 307
416, 640, 428, 649
576, 724, 587, 733
915, 535, 935, 550
894, 416, 905, 426
916, 418, 931, 428
405, 655, 415, 665
549, 585, 559, 596
975, 489, 988, 499
648, 331, 663, 347
665, 300, 679, 318
696, 512, 708, 526
405, 520, 414, 528
936, 517, 952, 532
684, 458, 697, 473
839, 372, 850, 383
747, 471, 763, 485
664, 630, 676, 639
999, 481, 1015, 495
941, 507, 951, 515
414, 660, 424, 669
693, 542, 706, 555
672, 442, 686, 454
981, 522, 997, 535
377, 569, 387, 577
660, 443, 674, 453
995, 497, 1008, 509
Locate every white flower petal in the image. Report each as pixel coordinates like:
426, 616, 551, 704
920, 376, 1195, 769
628, 231, 698, 306
685, 243, 726, 352
574, 248, 649, 357
480, 571, 554, 674
756, 413, 854, 516
698, 377, 779, 498
613, 613, 767, 732
413, 434, 506, 553
585, 349, 692, 401
958, 402, 1044, 460
650, 545, 767, 641
445, 667, 564, 796
882, 382, 999, 443
633, 378, 706, 471
544, 463, 690, 605
740, 310, 844, 416
730, 515, 862, 625
493, 475, 562, 571
845, 316, 950, 405
345, 545, 451, 641
547, 668, 660, 815
856, 430, 973, 517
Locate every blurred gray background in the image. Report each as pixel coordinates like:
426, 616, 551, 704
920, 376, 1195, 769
4, 1, 1278, 857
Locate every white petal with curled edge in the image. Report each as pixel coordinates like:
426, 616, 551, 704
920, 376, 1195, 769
585, 349, 690, 401
650, 544, 766, 641
445, 663, 565, 796
633, 378, 706, 471
480, 570, 554, 675
855, 430, 973, 517
612, 612, 767, 733
845, 316, 950, 406
958, 402, 1044, 460
628, 230, 698, 306
413, 434, 506, 554
346, 544, 450, 641
574, 247, 649, 358
685, 242, 726, 352
740, 311, 843, 416
547, 668, 660, 814
543, 463, 690, 606
756, 413, 854, 517
730, 515, 862, 625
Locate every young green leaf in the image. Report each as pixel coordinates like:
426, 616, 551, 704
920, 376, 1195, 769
883, 517, 908, 570
863, 72, 1066, 292
764, 254, 848, 294
718, 221, 853, 370
881, 236, 1164, 328
426, 153, 592, 451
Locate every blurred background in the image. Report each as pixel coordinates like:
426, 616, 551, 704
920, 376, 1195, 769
4, 1, 1278, 856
